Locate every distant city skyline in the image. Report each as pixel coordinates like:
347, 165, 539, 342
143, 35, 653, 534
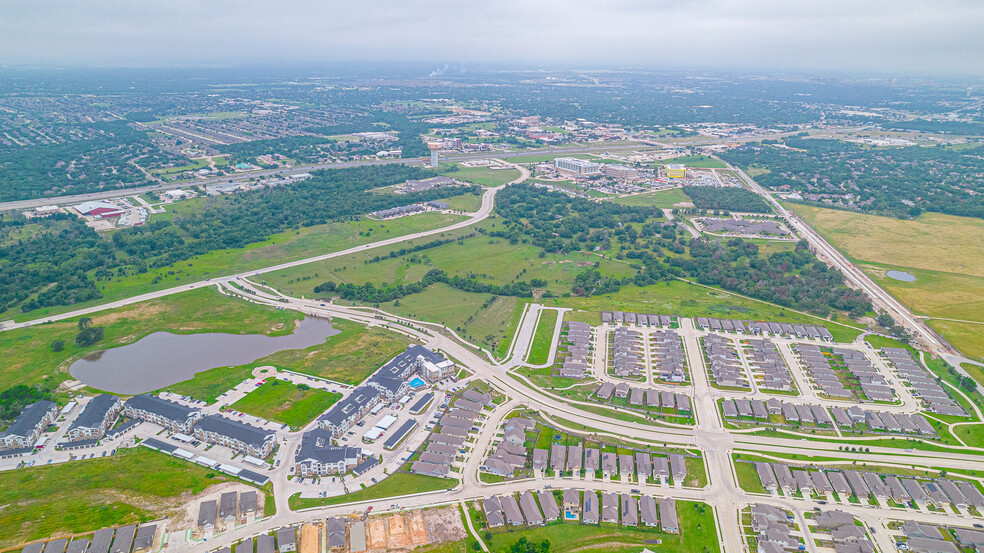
1, 0, 982, 76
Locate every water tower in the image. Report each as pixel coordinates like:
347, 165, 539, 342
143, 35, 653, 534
427, 142, 441, 168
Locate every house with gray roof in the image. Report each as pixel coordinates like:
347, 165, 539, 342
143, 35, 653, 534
198, 499, 218, 529
277, 526, 296, 552
659, 499, 678, 533
601, 492, 618, 523
483, 496, 505, 528
318, 386, 381, 437
133, 525, 157, 553
501, 495, 524, 526
583, 491, 599, 524
519, 491, 544, 526
538, 490, 561, 521
640, 495, 658, 527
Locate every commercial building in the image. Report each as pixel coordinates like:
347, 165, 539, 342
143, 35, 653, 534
665, 164, 687, 179
554, 157, 602, 175
123, 395, 202, 433
193, 414, 276, 458
0, 400, 58, 450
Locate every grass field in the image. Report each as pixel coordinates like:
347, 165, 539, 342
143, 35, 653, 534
551, 280, 863, 342
659, 155, 727, 169
527, 309, 559, 365
609, 187, 693, 208
442, 164, 522, 187
786, 203, 984, 357
288, 472, 457, 509
230, 380, 341, 427
436, 191, 483, 212
482, 500, 718, 553
165, 318, 409, 401
734, 459, 766, 493
789, 204, 984, 277
0, 448, 237, 548
6, 211, 465, 323
0, 287, 301, 392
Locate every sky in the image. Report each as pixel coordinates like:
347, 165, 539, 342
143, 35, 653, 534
2, 0, 982, 76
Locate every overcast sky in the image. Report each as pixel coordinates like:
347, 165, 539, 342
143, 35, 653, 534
2, 0, 982, 76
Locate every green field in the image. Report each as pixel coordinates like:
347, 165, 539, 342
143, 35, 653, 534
436, 191, 483, 212
481, 500, 718, 553
610, 187, 693, 208
787, 203, 984, 357
660, 155, 727, 169
527, 309, 559, 365
442, 164, 522, 187
288, 472, 457, 509
0, 287, 301, 392
230, 380, 341, 427
165, 318, 409, 401
0, 448, 243, 548
7, 211, 466, 323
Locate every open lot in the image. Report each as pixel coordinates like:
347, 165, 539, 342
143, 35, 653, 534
441, 164, 522, 187
230, 380, 341, 427
0, 448, 242, 548
610, 187, 692, 208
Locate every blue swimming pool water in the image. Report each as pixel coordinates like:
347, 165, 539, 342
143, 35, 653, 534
409, 377, 426, 388
564, 511, 578, 520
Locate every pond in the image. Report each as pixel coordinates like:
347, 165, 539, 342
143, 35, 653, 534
886, 270, 916, 282
69, 317, 339, 394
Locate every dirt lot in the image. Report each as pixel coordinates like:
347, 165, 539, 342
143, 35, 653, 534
363, 506, 466, 553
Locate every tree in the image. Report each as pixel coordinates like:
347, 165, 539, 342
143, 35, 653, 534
78, 317, 92, 330
51, 340, 64, 352
876, 313, 894, 328
75, 326, 105, 347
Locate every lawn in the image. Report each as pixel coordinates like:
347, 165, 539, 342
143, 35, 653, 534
483, 500, 719, 553
166, 318, 409, 401
6, 211, 466, 323
0, 286, 301, 392
231, 380, 341, 427
527, 309, 559, 365
733, 460, 766, 494
610, 188, 693, 208
288, 472, 457, 509
0, 448, 238, 548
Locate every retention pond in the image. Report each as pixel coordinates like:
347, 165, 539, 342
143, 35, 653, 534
69, 317, 338, 394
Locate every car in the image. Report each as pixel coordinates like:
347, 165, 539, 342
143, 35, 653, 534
372, 477, 378, 483
975, 523, 984, 529
904, 448, 912, 452
817, 500, 827, 505
813, 507, 821, 512
630, 488, 640, 494
320, 303, 326, 306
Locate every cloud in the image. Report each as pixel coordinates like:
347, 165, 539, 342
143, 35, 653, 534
0, 0, 981, 75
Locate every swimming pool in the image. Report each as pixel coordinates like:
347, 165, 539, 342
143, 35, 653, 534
409, 377, 426, 389
564, 511, 578, 520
